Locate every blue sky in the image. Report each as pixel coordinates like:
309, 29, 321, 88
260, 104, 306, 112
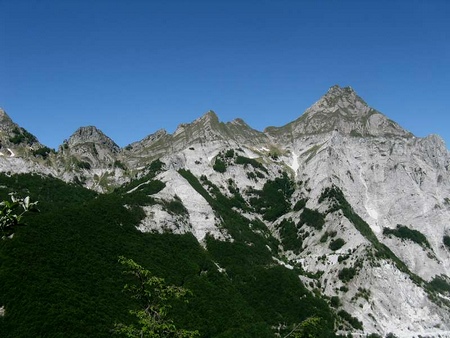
1, 0, 449, 149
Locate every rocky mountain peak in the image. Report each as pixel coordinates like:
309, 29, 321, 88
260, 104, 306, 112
312, 84, 369, 117
184, 110, 220, 130
0, 108, 20, 133
67, 126, 119, 152
0, 108, 41, 152
265, 85, 413, 139
200, 110, 219, 123
0, 108, 14, 125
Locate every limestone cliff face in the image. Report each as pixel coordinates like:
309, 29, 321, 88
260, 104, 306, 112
1, 86, 450, 336
62, 126, 120, 165
0, 108, 44, 156
53, 126, 126, 191
123, 111, 270, 169
265, 85, 413, 141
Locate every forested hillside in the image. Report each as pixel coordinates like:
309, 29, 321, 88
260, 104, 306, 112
0, 173, 335, 337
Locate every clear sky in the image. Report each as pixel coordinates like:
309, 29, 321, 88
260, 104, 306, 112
1, 0, 449, 149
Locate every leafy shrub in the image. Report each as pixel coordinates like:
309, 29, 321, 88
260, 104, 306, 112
224, 149, 235, 158
293, 198, 306, 211
76, 160, 91, 170
278, 219, 302, 253
164, 196, 188, 215
0, 194, 39, 239
338, 267, 357, 283
429, 275, 450, 293
246, 172, 257, 180
146, 158, 164, 177
367, 333, 382, 338
337, 309, 363, 330
320, 232, 329, 243
213, 158, 226, 173
114, 160, 127, 170
330, 296, 340, 308
329, 238, 345, 251
113, 256, 199, 338
299, 208, 325, 230
443, 235, 450, 249
235, 156, 268, 173
249, 173, 295, 222
9, 127, 38, 145
32, 146, 54, 159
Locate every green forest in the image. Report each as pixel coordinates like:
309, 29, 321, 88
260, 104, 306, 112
0, 172, 336, 337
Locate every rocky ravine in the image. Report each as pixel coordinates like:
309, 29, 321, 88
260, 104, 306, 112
1, 85, 450, 337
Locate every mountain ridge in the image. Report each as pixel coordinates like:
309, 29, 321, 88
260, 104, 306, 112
1, 85, 450, 337
0, 85, 430, 155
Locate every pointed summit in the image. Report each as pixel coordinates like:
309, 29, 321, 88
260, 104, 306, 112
266, 85, 413, 139
0, 108, 14, 127
0, 108, 42, 152
58, 126, 120, 171
312, 85, 370, 118
67, 126, 119, 152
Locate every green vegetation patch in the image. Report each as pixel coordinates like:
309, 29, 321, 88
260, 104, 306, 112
337, 310, 363, 330
383, 225, 431, 249
329, 238, 345, 251
74, 159, 91, 170
299, 208, 325, 230
32, 146, 55, 159
338, 267, 357, 283
212, 149, 242, 173
8, 127, 38, 145
163, 195, 188, 215
213, 157, 227, 173
249, 172, 295, 222
0, 173, 285, 337
276, 219, 302, 253
443, 235, 450, 249
0, 170, 338, 337
293, 198, 307, 211
116, 159, 165, 197
429, 275, 450, 294
235, 156, 268, 174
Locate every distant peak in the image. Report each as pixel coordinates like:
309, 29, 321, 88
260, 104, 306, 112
315, 85, 368, 114
327, 85, 355, 94
200, 110, 219, 123
0, 108, 14, 124
73, 125, 102, 136
68, 126, 119, 150
324, 85, 362, 104
266, 85, 412, 139
230, 118, 247, 125
70, 126, 111, 142
185, 110, 221, 129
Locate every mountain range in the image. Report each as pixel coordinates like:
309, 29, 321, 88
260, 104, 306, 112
0, 85, 449, 337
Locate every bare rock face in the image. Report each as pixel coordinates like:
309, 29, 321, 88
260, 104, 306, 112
1, 86, 450, 336
265, 85, 413, 141
54, 126, 126, 191
67, 126, 119, 151
124, 110, 269, 168
0, 108, 43, 156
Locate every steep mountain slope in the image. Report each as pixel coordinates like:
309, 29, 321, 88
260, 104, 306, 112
1, 85, 450, 337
